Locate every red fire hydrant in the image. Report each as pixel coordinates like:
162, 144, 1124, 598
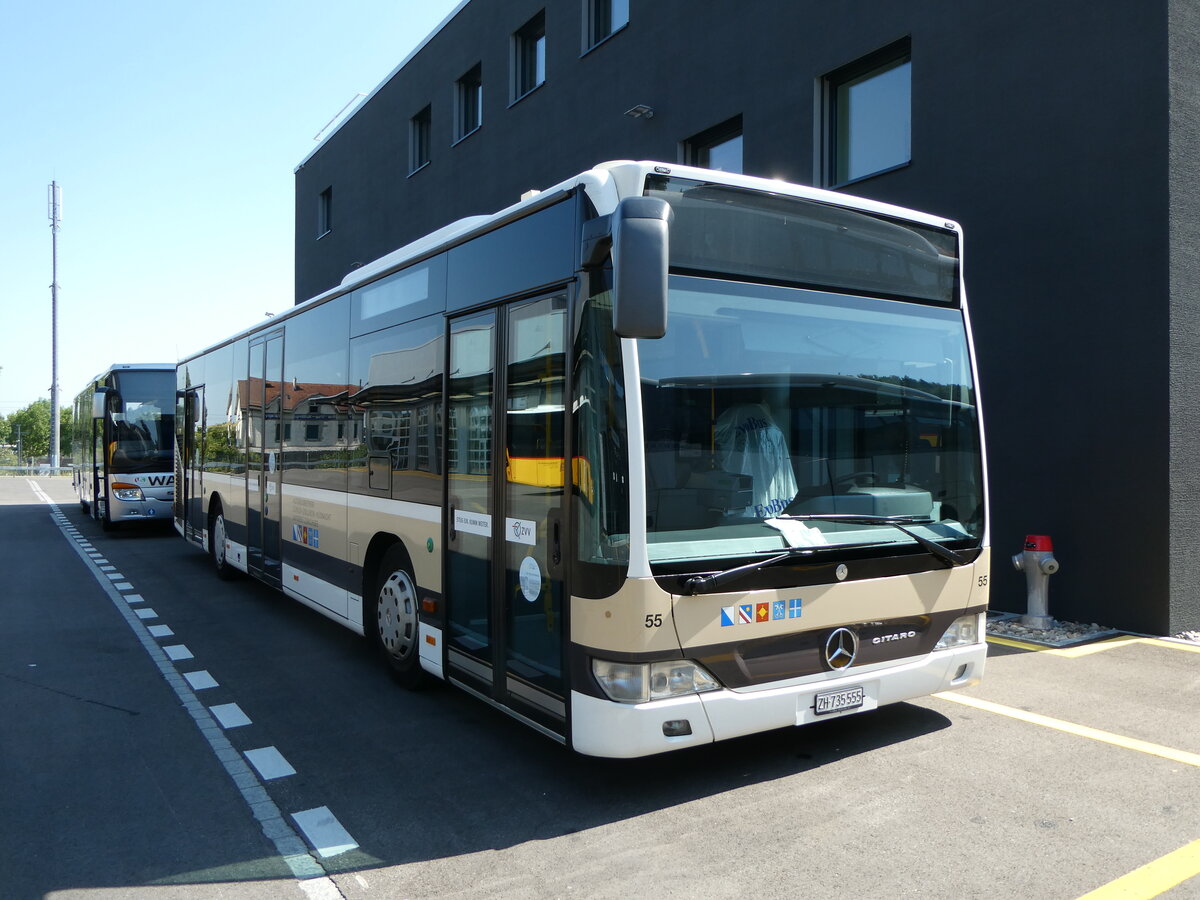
1011, 535, 1060, 629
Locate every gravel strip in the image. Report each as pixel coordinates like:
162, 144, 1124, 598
987, 618, 1117, 644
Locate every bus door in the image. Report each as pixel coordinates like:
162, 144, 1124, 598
445, 293, 569, 732
247, 333, 284, 585
180, 385, 205, 543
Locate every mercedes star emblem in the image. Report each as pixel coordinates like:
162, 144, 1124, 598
824, 627, 859, 670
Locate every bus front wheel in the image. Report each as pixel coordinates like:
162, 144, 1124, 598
370, 545, 426, 689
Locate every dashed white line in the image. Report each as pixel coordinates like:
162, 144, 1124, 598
291, 807, 358, 858
114, 582, 134, 591
184, 670, 219, 691
209, 702, 252, 729
134, 608, 158, 620
245, 747, 297, 780
163, 644, 194, 661
147, 624, 174, 638
124, 594, 144, 604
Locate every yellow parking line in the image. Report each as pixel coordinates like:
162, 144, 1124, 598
931, 692, 1200, 768
1076, 838, 1200, 899
986, 634, 1200, 658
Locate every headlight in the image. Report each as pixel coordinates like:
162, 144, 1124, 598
592, 658, 720, 704
935, 613, 983, 650
111, 483, 144, 501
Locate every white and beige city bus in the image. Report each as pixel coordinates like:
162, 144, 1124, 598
176, 161, 989, 757
72, 363, 176, 530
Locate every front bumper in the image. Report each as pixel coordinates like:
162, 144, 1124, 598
570, 642, 986, 758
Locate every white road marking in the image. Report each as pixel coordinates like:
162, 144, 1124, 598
291, 807, 358, 858
245, 747, 297, 780
209, 703, 252, 729
147, 624, 174, 638
183, 670, 219, 691
106, 572, 125, 580
34, 483, 346, 893
134, 608, 158, 619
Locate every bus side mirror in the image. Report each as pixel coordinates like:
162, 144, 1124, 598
584, 197, 672, 339
612, 196, 671, 339
92, 386, 110, 420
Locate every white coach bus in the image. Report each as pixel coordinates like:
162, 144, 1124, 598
72, 363, 176, 530
175, 161, 989, 757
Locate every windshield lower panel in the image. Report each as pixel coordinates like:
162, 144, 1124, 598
639, 276, 983, 574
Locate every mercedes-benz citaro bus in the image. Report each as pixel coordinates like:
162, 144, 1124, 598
176, 162, 989, 758
72, 363, 176, 530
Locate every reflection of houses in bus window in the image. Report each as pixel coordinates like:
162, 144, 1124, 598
350, 333, 443, 476
237, 378, 354, 463
447, 324, 494, 476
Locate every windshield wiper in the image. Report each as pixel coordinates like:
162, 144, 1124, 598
773, 514, 970, 568
681, 515, 971, 596
683, 549, 814, 595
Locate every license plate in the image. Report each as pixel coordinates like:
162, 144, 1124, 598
814, 686, 865, 716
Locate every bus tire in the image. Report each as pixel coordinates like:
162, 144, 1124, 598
369, 544, 426, 689
210, 505, 238, 581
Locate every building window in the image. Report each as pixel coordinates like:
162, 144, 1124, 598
824, 41, 911, 186
317, 186, 332, 238
683, 116, 743, 173
585, 0, 628, 49
455, 64, 483, 142
512, 11, 546, 101
410, 105, 431, 173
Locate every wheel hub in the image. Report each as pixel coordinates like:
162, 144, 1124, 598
378, 571, 417, 660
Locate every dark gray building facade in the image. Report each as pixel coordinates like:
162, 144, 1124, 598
294, 0, 1200, 635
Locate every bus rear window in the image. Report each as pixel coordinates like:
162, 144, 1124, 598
644, 175, 959, 305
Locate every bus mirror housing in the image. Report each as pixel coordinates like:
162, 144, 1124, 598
584, 197, 672, 339
92, 386, 110, 420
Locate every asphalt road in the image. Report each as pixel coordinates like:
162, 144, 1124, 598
1, 476, 1197, 899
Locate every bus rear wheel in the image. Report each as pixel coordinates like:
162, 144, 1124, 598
210, 506, 237, 580
370, 545, 426, 688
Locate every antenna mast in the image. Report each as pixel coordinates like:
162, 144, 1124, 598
48, 181, 62, 470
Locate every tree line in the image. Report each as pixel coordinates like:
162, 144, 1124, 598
0, 399, 74, 465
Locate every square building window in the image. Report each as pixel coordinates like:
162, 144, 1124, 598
455, 64, 483, 141
684, 115, 743, 173
317, 186, 332, 238
410, 105, 431, 173
513, 11, 546, 101
825, 41, 911, 186
585, 0, 628, 49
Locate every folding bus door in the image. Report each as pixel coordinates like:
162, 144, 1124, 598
179, 385, 205, 544
445, 292, 569, 734
247, 332, 284, 585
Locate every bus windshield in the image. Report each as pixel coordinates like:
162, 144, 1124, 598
109, 369, 175, 473
638, 275, 984, 567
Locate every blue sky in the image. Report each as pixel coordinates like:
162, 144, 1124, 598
0, 0, 462, 416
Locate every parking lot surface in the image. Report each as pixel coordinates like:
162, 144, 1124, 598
1, 476, 1196, 899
